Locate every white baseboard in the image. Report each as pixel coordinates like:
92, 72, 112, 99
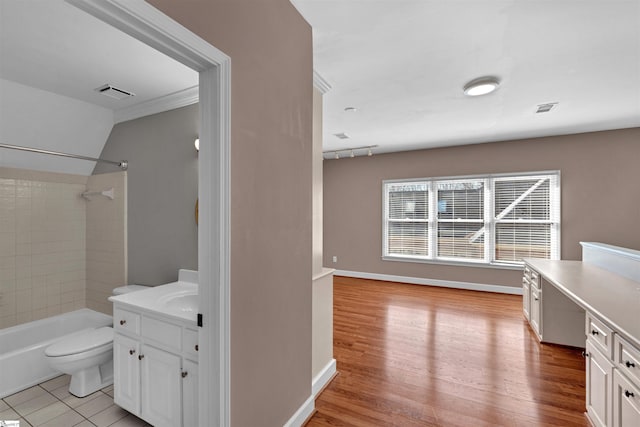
334, 270, 522, 295
282, 395, 315, 427
282, 359, 336, 427
312, 359, 336, 398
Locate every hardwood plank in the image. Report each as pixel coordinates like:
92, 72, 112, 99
306, 276, 590, 426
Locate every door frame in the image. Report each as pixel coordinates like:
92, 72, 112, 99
67, 1, 231, 426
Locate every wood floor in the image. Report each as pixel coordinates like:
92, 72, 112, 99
306, 276, 590, 427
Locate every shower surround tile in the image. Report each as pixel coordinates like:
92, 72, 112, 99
0, 168, 88, 327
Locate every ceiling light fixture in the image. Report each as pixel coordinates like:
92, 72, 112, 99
194, 138, 200, 151
463, 76, 500, 97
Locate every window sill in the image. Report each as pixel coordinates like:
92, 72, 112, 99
382, 255, 524, 271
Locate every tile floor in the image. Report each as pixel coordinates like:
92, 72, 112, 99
0, 376, 151, 427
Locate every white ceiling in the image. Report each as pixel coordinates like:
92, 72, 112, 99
0, 0, 198, 175
292, 0, 640, 157
0, 0, 197, 112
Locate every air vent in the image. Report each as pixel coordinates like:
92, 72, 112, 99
536, 102, 558, 114
95, 84, 135, 100
333, 132, 350, 140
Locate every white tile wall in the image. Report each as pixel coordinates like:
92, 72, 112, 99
0, 168, 127, 327
86, 172, 127, 315
0, 170, 88, 328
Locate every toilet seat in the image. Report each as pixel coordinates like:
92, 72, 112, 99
45, 327, 113, 357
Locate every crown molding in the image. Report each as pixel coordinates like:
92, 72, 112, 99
114, 85, 199, 123
313, 70, 331, 94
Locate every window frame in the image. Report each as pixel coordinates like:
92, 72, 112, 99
382, 171, 561, 269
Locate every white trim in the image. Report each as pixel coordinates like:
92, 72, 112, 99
334, 270, 523, 295
68, 1, 231, 426
312, 358, 337, 398
312, 267, 336, 281
282, 395, 315, 427
114, 85, 199, 123
313, 70, 331, 94
382, 255, 523, 270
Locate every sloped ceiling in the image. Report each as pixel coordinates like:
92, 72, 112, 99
292, 1, 640, 157
0, 0, 198, 176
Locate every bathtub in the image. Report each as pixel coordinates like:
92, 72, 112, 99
0, 309, 112, 398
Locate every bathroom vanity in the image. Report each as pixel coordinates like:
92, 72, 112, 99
522, 243, 640, 427
109, 271, 199, 427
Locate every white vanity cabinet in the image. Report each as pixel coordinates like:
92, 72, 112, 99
112, 305, 199, 427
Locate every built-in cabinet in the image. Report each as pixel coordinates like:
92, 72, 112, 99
523, 243, 640, 427
112, 305, 198, 427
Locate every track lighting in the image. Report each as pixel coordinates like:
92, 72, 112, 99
323, 145, 378, 160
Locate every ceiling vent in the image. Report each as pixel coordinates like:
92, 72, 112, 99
95, 84, 135, 100
536, 102, 558, 114
333, 132, 350, 139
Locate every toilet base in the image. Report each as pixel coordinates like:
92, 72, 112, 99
69, 360, 113, 398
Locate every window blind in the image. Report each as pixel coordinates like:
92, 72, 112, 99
493, 176, 557, 262
385, 182, 429, 256
383, 172, 560, 267
436, 179, 484, 260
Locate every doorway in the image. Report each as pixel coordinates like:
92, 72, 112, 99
68, 1, 231, 425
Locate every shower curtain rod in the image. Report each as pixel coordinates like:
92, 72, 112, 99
0, 143, 128, 170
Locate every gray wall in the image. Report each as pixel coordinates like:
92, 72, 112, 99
148, 1, 313, 425
324, 127, 640, 289
94, 104, 198, 286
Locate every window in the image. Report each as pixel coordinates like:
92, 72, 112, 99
383, 172, 560, 267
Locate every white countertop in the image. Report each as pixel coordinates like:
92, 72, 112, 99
109, 280, 198, 324
524, 258, 640, 348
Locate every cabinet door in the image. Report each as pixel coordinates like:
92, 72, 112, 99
586, 340, 614, 427
530, 287, 542, 339
182, 359, 199, 427
612, 369, 640, 427
140, 344, 182, 427
113, 334, 140, 415
522, 278, 530, 321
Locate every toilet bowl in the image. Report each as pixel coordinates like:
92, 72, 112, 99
44, 284, 149, 397
45, 327, 114, 397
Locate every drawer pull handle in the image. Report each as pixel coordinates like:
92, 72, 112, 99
119, 319, 126, 325
195, 344, 199, 352
582, 351, 590, 358
533, 297, 539, 301
138, 354, 144, 360
182, 371, 188, 378
591, 330, 599, 335
624, 390, 635, 398
625, 361, 636, 368
129, 349, 136, 355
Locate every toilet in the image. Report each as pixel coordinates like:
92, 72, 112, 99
44, 285, 149, 397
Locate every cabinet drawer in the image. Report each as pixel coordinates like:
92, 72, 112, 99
613, 369, 640, 427
614, 335, 640, 388
529, 270, 540, 289
586, 313, 614, 359
183, 328, 199, 360
524, 266, 532, 280
114, 307, 141, 336
142, 316, 181, 352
